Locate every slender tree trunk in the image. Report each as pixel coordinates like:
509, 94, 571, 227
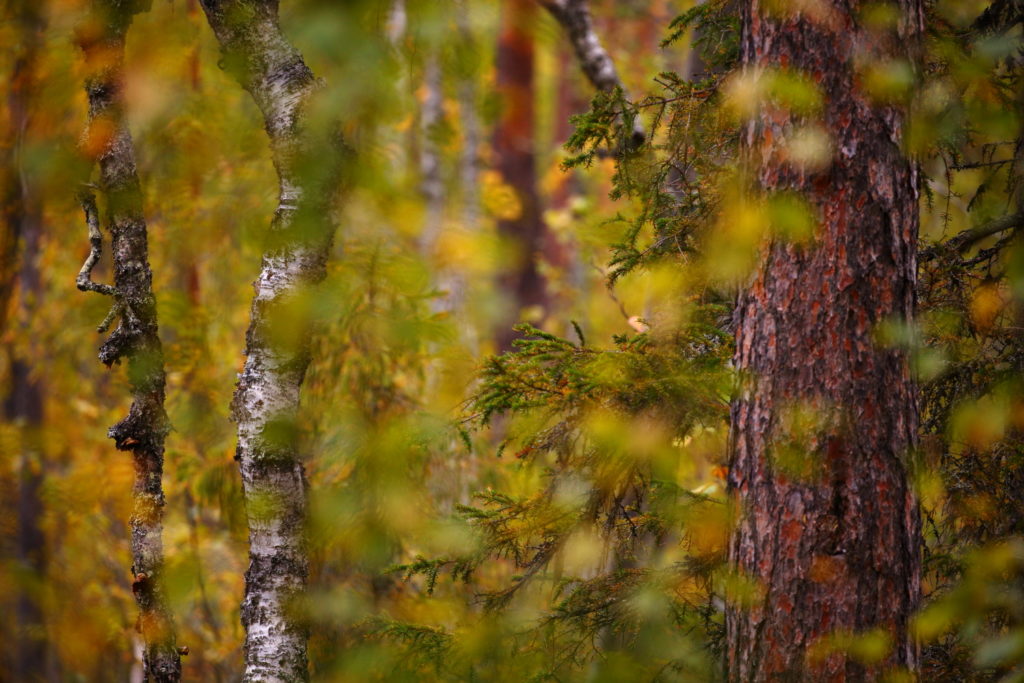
457, 1, 480, 232
539, 0, 620, 93
6, 359, 46, 681
442, 0, 479, 346
2, 4, 48, 679
5, 242, 49, 683
419, 53, 444, 254
198, 1, 348, 679
539, 0, 644, 145
0, 6, 41, 334
725, 2, 924, 680
75, 2, 180, 680
418, 48, 458, 316
5, 207, 48, 683
495, 0, 546, 349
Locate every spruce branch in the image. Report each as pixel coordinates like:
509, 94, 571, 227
920, 212, 1024, 263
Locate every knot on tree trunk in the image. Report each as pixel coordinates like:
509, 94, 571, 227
108, 400, 168, 451
99, 321, 141, 366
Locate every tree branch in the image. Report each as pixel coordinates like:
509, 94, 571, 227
970, 0, 1024, 36
539, 0, 645, 146
75, 189, 116, 297
920, 212, 1024, 262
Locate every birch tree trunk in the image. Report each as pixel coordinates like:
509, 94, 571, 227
76, 1, 180, 680
725, 1, 924, 679
539, 0, 645, 145
456, 2, 480, 232
539, 0, 620, 92
198, 1, 348, 679
419, 54, 444, 254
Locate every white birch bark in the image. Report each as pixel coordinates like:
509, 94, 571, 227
539, 0, 645, 145
198, 1, 349, 679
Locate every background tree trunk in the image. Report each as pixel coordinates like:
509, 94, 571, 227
198, 1, 348, 679
2, 3, 49, 679
77, 1, 181, 680
726, 1, 924, 679
494, 0, 546, 349
419, 53, 444, 256
457, 1, 480, 233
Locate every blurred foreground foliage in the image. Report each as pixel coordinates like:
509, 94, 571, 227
1, 0, 1024, 681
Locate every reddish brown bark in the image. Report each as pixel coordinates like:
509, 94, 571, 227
494, 0, 546, 348
726, 2, 924, 680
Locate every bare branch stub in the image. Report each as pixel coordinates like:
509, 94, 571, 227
76, 188, 129, 334
76, 189, 116, 297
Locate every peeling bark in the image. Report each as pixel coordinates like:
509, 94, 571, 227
75, 1, 180, 681
198, 1, 348, 679
539, 0, 645, 145
726, 1, 924, 680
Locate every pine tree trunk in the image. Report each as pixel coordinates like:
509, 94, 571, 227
725, 2, 924, 680
198, 1, 348, 679
494, 0, 546, 348
77, 2, 180, 680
